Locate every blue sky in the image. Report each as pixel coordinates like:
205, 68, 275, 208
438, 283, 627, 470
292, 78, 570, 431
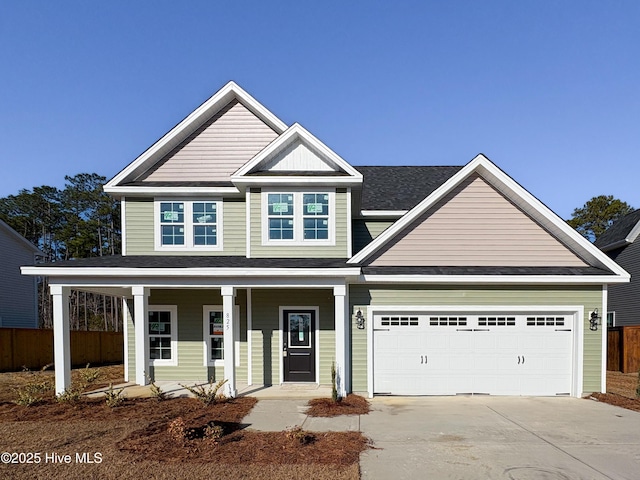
1, 1, 638, 219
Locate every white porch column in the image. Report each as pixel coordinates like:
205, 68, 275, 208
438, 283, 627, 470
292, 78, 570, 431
334, 284, 348, 397
50, 285, 71, 395
222, 286, 237, 397
132, 286, 149, 386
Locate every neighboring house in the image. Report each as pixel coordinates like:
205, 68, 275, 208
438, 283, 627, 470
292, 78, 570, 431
1, 220, 42, 328
22, 82, 629, 398
595, 209, 640, 327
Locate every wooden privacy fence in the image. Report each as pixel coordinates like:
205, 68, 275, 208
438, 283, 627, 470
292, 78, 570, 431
608, 326, 640, 373
0, 328, 123, 372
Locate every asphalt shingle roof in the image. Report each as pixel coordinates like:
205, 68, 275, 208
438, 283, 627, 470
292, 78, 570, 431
594, 209, 640, 248
354, 166, 462, 211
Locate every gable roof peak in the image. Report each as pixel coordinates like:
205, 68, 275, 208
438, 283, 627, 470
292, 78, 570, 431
105, 82, 288, 192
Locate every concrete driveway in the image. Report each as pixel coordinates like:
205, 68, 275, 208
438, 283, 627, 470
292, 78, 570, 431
360, 396, 640, 480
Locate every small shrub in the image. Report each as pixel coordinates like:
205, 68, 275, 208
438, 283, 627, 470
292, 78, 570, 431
285, 425, 315, 445
180, 378, 228, 406
204, 423, 224, 442
13, 380, 52, 407
331, 362, 341, 403
56, 385, 83, 404
104, 383, 125, 408
79, 363, 100, 386
636, 369, 640, 399
146, 373, 167, 401
168, 417, 188, 442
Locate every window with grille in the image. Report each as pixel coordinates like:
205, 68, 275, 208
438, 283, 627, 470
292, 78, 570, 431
429, 316, 467, 326
526, 316, 565, 326
380, 316, 419, 326
478, 316, 516, 326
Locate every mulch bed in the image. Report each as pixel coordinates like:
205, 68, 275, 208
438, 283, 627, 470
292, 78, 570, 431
590, 392, 640, 412
306, 394, 370, 417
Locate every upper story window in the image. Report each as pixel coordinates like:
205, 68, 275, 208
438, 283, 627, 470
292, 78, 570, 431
155, 200, 223, 251
262, 190, 335, 245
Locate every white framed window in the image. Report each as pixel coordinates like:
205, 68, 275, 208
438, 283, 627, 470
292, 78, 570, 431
148, 305, 178, 366
261, 190, 335, 245
203, 305, 240, 367
154, 200, 223, 251
607, 311, 615, 328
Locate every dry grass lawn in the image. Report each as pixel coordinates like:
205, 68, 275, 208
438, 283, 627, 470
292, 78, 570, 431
0, 365, 367, 480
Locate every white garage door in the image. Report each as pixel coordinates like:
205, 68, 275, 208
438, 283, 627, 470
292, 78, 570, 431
373, 312, 573, 396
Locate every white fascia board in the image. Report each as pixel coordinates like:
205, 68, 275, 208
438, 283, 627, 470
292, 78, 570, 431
21, 266, 361, 278
359, 210, 407, 218
106, 81, 288, 188
348, 154, 631, 280
232, 177, 363, 189
232, 123, 363, 180
360, 274, 630, 284
103, 186, 240, 196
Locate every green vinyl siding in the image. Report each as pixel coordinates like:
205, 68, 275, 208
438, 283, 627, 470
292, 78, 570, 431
250, 289, 335, 385
249, 190, 349, 258
352, 219, 394, 254
124, 198, 246, 256
349, 284, 603, 394
136, 289, 248, 383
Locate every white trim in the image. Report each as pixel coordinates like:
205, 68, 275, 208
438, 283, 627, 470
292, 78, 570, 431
233, 177, 362, 188
120, 198, 127, 256
346, 188, 352, 258
123, 297, 129, 382
105, 186, 240, 196
154, 199, 223, 252
132, 286, 149, 385
247, 288, 252, 385
278, 306, 320, 385
203, 305, 240, 367
334, 285, 347, 397
245, 190, 251, 258
232, 123, 363, 180
366, 304, 584, 398
601, 285, 608, 393
147, 304, 178, 367
22, 266, 361, 278
261, 190, 336, 246
348, 154, 630, 281
360, 274, 628, 285
105, 81, 287, 190
359, 210, 408, 218
51, 285, 71, 395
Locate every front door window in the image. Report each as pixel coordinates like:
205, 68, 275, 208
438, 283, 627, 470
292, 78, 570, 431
289, 313, 311, 348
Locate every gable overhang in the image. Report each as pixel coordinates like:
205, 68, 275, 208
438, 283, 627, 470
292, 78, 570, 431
598, 219, 640, 252
104, 81, 288, 193
231, 123, 363, 190
0, 220, 43, 255
348, 154, 630, 281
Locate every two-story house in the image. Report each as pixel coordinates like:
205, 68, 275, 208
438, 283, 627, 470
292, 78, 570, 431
23, 82, 629, 398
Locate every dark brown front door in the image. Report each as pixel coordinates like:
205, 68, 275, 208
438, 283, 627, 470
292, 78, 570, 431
283, 310, 316, 382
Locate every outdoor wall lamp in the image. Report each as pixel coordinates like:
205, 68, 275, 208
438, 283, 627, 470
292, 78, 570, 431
355, 309, 366, 329
590, 308, 601, 331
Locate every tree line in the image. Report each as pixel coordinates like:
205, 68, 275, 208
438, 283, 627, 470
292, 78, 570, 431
0, 173, 122, 331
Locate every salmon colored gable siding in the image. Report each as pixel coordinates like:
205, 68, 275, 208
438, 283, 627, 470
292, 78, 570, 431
139, 99, 278, 182
369, 174, 587, 267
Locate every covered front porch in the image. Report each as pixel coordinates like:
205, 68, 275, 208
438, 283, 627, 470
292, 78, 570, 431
45, 278, 354, 399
